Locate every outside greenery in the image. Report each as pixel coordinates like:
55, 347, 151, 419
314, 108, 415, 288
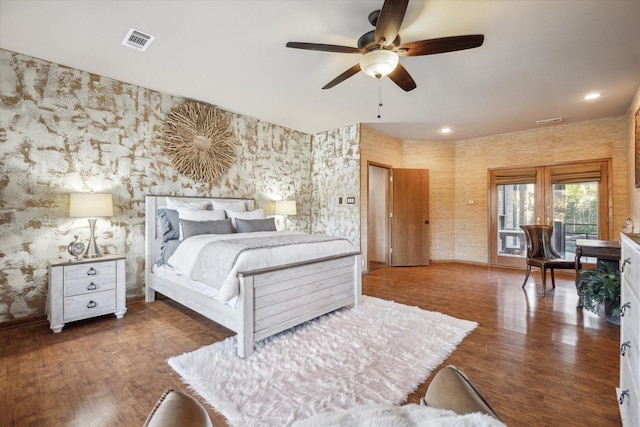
497, 182, 598, 259
554, 182, 598, 237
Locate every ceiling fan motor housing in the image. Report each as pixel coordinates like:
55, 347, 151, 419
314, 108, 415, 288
358, 30, 401, 51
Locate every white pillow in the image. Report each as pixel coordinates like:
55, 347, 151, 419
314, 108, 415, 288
225, 209, 266, 230
212, 200, 247, 212
166, 197, 210, 210
177, 208, 226, 239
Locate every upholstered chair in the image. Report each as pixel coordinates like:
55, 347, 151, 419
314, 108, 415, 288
520, 225, 575, 296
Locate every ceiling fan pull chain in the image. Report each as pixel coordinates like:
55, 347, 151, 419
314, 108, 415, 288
378, 79, 383, 119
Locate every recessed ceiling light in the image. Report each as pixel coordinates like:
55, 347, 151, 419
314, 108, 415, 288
440, 127, 452, 134
584, 92, 601, 100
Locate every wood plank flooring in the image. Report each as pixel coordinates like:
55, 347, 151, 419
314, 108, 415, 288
0, 263, 622, 426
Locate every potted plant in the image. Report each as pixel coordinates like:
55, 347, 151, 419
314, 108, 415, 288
577, 263, 621, 325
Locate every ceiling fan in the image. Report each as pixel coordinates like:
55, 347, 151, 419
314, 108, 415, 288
286, 0, 484, 92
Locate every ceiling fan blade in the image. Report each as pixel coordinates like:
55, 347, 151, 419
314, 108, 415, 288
322, 64, 362, 89
387, 63, 416, 92
398, 34, 484, 57
286, 42, 363, 54
375, 0, 409, 46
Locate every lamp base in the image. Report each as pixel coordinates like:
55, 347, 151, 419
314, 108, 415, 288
83, 218, 103, 258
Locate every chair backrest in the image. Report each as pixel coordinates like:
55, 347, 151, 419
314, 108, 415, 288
520, 225, 561, 260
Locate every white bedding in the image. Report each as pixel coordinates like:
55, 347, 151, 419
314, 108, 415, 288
167, 231, 357, 302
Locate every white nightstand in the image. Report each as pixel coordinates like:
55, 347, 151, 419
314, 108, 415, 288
47, 254, 126, 333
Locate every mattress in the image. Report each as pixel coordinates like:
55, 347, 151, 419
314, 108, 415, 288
167, 231, 357, 301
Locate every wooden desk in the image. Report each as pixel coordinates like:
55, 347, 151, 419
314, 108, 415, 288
574, 239, 621, 270
574, 239, 621, 309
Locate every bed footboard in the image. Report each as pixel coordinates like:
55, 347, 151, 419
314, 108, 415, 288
236, 252, 362, 358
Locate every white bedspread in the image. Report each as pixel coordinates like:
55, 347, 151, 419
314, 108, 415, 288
167, 231, 357, 301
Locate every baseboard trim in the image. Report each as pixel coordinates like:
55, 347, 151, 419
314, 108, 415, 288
0, 295, 146, 331
0, 314, 48, 331
430, 259, 488, 267
127, 295, 145, 305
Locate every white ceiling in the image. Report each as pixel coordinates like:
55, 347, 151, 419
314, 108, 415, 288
1, 0, 639, 141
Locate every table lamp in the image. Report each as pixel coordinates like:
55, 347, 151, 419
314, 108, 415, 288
275, 200, 297, 230
69, 193, 113, 258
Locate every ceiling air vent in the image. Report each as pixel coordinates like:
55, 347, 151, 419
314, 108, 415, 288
121, 28, 155, 52
535, 117, 563, 125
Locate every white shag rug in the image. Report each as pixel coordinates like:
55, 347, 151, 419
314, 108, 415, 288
168, 296, 478, 427
292, 403, 506, 427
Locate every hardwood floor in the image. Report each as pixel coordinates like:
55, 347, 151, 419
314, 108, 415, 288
1, 263, 621, 426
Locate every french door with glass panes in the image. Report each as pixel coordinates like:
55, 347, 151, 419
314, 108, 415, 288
489, 160, 611, 268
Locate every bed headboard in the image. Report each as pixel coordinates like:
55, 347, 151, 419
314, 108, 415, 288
144, 195, 255, 278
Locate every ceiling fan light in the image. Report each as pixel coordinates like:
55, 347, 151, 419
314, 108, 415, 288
359, 50, 399, 79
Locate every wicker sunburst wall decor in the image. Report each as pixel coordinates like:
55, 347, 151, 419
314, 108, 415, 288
158, 102, 238, 182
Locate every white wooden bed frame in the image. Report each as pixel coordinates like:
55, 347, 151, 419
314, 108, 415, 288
144, 195, 362, 358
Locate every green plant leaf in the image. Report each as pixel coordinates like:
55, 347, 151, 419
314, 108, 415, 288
576, 264, 620, 316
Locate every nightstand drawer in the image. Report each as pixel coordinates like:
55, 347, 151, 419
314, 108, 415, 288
64, 262, 117, 281
64, 276, 116, 297
64, 290, 117, 320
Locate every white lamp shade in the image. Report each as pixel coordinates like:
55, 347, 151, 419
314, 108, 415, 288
69, 193, 113, 218
275, 200, 297, 216
359, 50, 399, 79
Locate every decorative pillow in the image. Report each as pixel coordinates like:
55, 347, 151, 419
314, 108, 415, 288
165, 197, 210, 210
212, 200, 247, 212
225, 209, 266, 230
177, 208, 226, 222
235, 217, 277, 233
157, 209, 180, 242
177, 208, 226, 239
180, 218, 234, 240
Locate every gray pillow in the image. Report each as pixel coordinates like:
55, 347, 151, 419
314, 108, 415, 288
157, 209, 180, 242
235, 217, 277, 233
180, 218, 234, 239
157, 239, 181, 266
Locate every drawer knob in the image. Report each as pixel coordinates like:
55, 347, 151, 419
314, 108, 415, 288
87, 300, 98, 309
87, 267, 97, 276
619, 389, 630, 405
621, 257, 631, 273
621, 302, 631, 316
87, 282, 98, 291
620, 341, 631, 357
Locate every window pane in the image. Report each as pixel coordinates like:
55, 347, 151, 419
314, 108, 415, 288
497, 183, 536, 258
552, 182, 599, 261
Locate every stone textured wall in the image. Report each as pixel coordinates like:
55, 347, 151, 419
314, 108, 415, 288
1, 49, 358, 323
311, 125, 361, 247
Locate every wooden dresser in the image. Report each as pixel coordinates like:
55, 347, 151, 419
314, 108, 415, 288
619, 233, 640, 426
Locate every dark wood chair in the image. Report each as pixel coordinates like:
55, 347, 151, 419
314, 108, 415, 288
520, 225, 575, 296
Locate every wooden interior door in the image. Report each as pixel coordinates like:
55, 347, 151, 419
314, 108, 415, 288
390, 168, 430, 266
